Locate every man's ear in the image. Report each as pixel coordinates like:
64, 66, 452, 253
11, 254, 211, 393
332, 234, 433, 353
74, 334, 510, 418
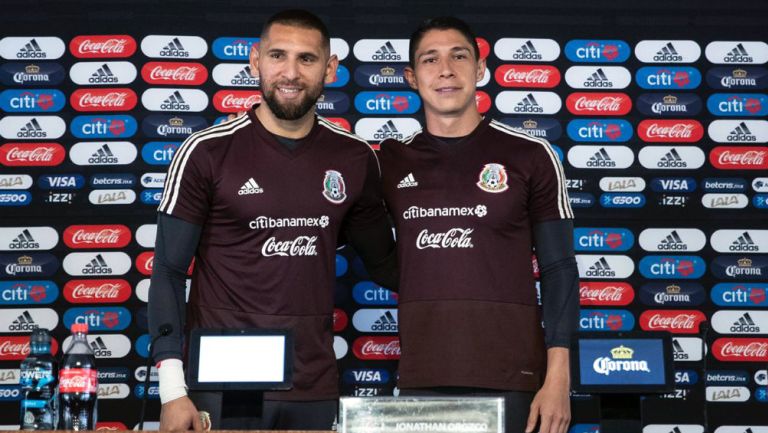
324, 54, 339, 85
249, 43, 260, 78
404, 65, 418, 90
476, 57, 486, 83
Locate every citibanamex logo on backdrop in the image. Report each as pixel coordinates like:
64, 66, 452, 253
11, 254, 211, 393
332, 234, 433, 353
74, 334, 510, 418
69, 35, 136, 58
0, 281, 59, 305
579, 282, 634, 306
564, 39, 630, 63
63, 307, 131, 331
707, 93, 768, 117
0, 89, 66, 113
141, 62, 208, 85
636, 67, 701, 90
212, 37, 260, 60
574, 227, 634, 252
639, 255, 706, 279
567, 119, 633, 142
70, 115, 137, 139
578, 309, 635, 331
63, 279, 131, 303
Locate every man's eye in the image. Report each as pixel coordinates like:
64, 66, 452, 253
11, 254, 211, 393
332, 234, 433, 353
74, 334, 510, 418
422, 57, 436, 64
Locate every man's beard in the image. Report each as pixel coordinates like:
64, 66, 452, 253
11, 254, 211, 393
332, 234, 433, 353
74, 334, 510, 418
262, 80, 323, 120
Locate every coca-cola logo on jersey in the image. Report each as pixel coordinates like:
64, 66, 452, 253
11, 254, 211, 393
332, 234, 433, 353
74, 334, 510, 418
141, 62, 208, 85
416, 228, 474, 250
579, 282, 634, 306
494, 65, 561, 88
0, 143, 65, 166
566, 93, 632, 116
64, 279, 131, 304
639, 310, 706, 334
262, 236, 318, 257
213, 90, 263, 113
709, 146, 768, 169
135, 251, 154, 275
713, 338, 768, 362
637, 119, 704, 142
0, 336, 58, 360
69, 35, 136, 58
63, 225, 131, 249
352, 336, 400, 360
70, 88, 137, 112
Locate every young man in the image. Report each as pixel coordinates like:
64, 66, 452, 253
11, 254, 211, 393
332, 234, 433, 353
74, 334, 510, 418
379, 17, 578, 433
148, 10, 397, 431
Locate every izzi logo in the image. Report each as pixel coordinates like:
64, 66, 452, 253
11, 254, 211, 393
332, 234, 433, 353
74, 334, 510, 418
573, 228, 634, 252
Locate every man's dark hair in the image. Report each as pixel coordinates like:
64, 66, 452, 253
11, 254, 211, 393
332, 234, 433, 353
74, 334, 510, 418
409, 16, 480, 68
261, 9, 331, 53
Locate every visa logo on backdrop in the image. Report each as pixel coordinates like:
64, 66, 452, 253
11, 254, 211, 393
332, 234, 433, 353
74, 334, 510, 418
37, 174, 85, 190
650, 177, 697, 193
565, 40, 630, 63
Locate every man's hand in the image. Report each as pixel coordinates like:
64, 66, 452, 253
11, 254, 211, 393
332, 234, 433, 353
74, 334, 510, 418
525, 347, 571, 433
160, 396, 203, 431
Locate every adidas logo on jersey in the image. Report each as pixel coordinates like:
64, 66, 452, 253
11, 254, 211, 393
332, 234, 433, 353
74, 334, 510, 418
724, 43, 753, 63
587, 148, 616, 167
238, 178, 264, 195
397, 173, 418, 189
584, 68, 613, 88
159, 37, 189, 57
728, 122, 756, 142
730, 231, 758, 252
9, 229, 39, 249
372, 41, 402, 61
657, 148, 686, 168
731, 312, 760, 333
513, 40, 542, 61
9, 311, 38, 331
585, 257, 616, 277
657, 231, 688, 250
89, 63, 118, 84
514, 93, 543, 113
371, 311, 398, 331
17, 38, 46, 59
654, 42, 683, 62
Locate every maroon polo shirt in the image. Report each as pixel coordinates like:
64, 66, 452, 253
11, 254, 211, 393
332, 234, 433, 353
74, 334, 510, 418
158, 110, 384, 400
379, 117, 573, 391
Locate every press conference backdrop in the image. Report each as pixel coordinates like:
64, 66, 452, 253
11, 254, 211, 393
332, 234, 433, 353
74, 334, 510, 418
0, 0, 767, 431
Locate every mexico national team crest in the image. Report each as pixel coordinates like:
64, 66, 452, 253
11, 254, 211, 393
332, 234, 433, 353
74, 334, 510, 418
477, 163, 509, 193
322, 170, 347, 204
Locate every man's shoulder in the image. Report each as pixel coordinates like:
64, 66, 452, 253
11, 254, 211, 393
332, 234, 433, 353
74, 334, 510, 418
316, 116, 372, 153
378, 129, 424, 154
181, 115, 253, 154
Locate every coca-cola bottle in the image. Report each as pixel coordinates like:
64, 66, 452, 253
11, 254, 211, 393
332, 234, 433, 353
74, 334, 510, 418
20, 328, 58, 430
58, 323, 98, 430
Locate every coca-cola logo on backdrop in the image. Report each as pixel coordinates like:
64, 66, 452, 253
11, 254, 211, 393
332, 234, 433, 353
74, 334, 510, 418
0, 336, 58, 361
0, 143, 65, 167
712, 338, 768, 362
141, 62, 208, 85
63, 279, 131, 303
639, 310, 707, 333
494, 65, 561, 88
70, 88, 137, 112
637, 119, 704, 142
63, 225, 131, 249
579, 282, 635, 305
566, 92, 632, 115
352, 336, 400, 360
710, 146, 768, 169
213, 90, 263, 112
70, 35, 137, 58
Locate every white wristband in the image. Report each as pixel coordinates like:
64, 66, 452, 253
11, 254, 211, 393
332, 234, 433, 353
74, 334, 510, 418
157, 358, 188, 404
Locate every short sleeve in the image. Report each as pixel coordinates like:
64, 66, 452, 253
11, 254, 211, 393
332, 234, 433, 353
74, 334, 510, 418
528, 140, 573, 223
157, 138, 211, 226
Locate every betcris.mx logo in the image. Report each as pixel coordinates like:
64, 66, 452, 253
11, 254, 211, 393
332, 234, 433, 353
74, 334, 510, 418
639, 255, 706, 279
141, 142, 179, 165
579, 309, 635, 331
354, 92, 421, 115
574, 228, 634, 252
70, 115, 137, 139
565, 40, 630, 63
212, 37, 259, 61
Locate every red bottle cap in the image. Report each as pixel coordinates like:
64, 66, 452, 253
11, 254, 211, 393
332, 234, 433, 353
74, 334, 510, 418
71, 323, 89, 334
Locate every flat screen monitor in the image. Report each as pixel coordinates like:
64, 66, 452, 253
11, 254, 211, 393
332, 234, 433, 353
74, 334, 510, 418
187, 328, 293, 391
